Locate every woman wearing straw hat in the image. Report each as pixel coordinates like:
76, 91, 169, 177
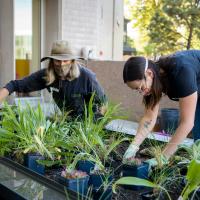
122, 50, 200, 167
0, 40, 106, 118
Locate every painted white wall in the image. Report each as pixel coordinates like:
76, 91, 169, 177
61, 0, 100, 58
113, 0, 124, 60
0, 0, 15, 86
98, 0, 113, 60
60, 0, 123, 60
32, 0, 41, 74
44, 0, 60, 59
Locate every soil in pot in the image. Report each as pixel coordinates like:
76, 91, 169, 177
55, 170, 89, 195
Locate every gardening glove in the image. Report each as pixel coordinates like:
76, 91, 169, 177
144, 155, 168, 169
123, 143, 139, 162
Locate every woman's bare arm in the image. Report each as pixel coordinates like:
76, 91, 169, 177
162, 92, 197, 158
132, 103, 160, 146
0, 88, 9, 103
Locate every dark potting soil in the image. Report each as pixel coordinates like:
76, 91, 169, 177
112, 186, 149, 200
45, 168, 63, 181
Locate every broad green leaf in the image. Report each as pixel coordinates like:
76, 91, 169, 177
112, 177, 159, 193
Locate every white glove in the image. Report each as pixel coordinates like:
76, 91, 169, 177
123, 143, 139, 161
144, 155, 168, 169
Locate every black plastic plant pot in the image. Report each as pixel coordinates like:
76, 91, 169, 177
56, 175, 90, 195
92, 186, 112, 200
89, 173, 113, 190
121, 162, 149, 190
160, 108, 179, 134
76, 160, 95, 174
24, 153, 45, 175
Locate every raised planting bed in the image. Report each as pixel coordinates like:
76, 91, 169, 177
0, 157, 84, 200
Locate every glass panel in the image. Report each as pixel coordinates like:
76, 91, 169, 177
0, 163, 66, 200
14, 0, 41, 97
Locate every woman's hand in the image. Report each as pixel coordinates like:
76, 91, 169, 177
99, 104, 107, 115
123, 143, 139, 161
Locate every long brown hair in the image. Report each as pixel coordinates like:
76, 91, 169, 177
143, 60, 163, 109
123, 57, 163, 109
155, 54, 175, 95
44, 59, 80, 85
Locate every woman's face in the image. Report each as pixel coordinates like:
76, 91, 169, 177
126, 69, 154, 96
53, 59, 72, 78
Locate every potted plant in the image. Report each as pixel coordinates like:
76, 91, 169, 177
58, 168, 89, 195
55, 153, 90, 195
66, 95, 128, 198
121, 158, 149, 190
178, 159, 200, 200
0, 102, 67, 174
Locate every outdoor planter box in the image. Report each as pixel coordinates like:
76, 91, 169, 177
0, 157, 81, 200
24, 153, 45, 175
121, 162, 149, 190
92, 186, 112, 200
76, 160, 95, 174
55, 174, 89, 195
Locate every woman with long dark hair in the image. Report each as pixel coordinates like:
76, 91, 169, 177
123, 50, 200, 165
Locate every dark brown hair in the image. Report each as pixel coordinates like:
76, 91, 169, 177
123, 56, 163, 109
155, 54, 175, 94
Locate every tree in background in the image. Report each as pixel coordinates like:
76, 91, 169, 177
163, 0, 200, 50
148, 9, 182, 55
126, 0, 200, 57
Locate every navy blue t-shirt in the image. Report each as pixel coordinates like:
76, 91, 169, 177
160, 50, 200, 101
4, 65, 106, 117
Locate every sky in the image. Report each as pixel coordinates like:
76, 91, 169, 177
15, 0, 32, 35
14, 0, 135, 37
124, 0, 138, 40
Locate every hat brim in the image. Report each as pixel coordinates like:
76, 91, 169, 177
41, 55, 84, 62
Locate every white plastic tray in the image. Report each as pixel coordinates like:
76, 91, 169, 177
105, 119, 194, 146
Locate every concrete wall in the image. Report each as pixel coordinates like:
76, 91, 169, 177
87, 61, 178, 121
0, 0, 15, 86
